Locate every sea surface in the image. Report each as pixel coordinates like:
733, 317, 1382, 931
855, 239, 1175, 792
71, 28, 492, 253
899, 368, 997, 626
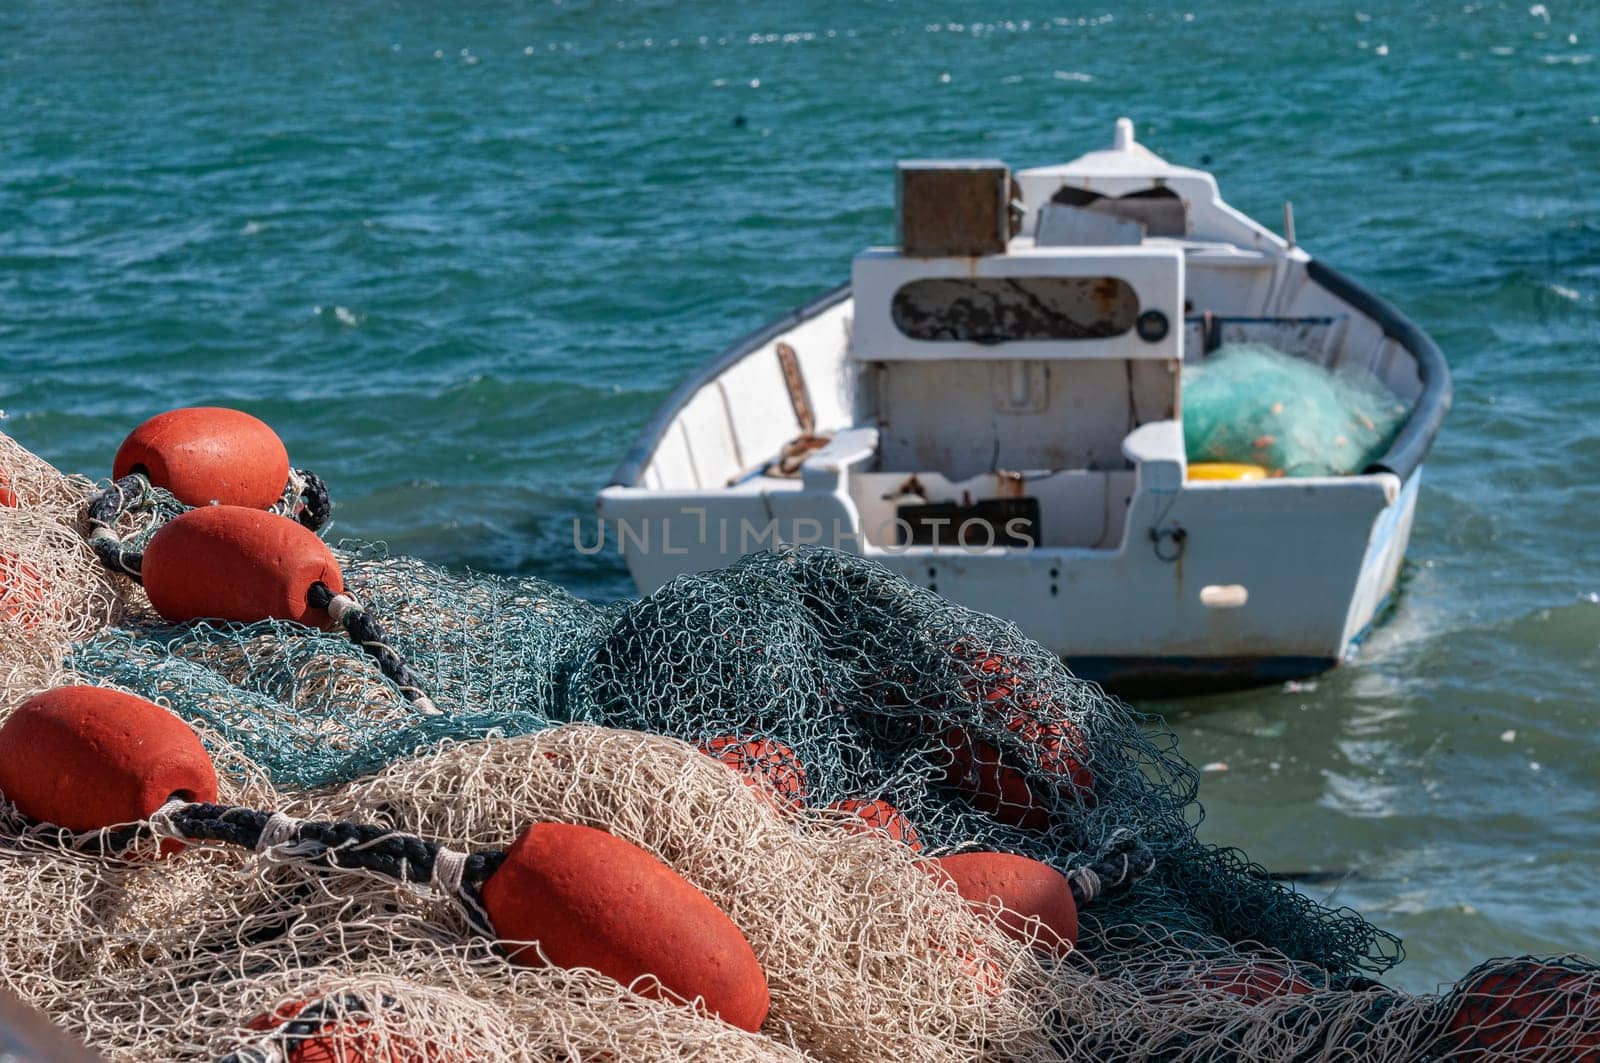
2, 0, 1597, 993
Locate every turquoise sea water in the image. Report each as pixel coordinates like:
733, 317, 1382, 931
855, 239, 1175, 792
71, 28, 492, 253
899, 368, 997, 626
2, 1, 1598, 992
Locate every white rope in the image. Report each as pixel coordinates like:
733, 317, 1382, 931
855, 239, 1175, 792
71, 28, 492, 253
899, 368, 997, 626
326, 593, 362, 625
270, 467, 306, 519
256, 812, 303, 853
1068, 866, 1102, 905
431, 846, 496, 935
144, 796, 189, 845
430, 847, 469, 898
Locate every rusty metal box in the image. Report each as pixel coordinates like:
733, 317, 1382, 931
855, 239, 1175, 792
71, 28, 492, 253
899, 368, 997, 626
896, 160, 1011, 257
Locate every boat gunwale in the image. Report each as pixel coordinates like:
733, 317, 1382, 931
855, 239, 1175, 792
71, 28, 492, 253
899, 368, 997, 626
606, 282, 851, 489
1305, 257, 1452, 483
606, 259, 1451, 490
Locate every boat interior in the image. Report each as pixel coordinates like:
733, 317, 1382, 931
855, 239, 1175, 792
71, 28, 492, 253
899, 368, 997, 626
610, 121, 1445, 557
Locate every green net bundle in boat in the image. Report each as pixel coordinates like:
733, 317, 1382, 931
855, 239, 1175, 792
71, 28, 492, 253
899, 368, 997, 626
1182, 343, 1408, 476
3, 425, 1600, 1062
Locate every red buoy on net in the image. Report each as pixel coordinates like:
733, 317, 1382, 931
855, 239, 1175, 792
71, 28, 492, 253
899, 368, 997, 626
1442, 959, 1600, 1057
143, 505, 342, 628
939, 646, 1096, 824
0, 686, 217, 836
0, 553, 45, 626
827, 798, 923, 851
1006, 713, 1094, 804
288, 1032, 420, 1063
114, 407, 290, 510
481, 822, 770, 1032
938, 732, 1049, 831
1193, 962, 1317, 1003
924, 851, 1078, 955
244, 998, 436, 1063
699, 736, 808, 808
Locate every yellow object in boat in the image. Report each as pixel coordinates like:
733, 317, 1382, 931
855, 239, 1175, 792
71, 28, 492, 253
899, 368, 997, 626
1187, 462, 1269, 481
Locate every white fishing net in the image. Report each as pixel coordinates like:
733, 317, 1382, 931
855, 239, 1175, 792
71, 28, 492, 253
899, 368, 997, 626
1, 428, 1597, 1062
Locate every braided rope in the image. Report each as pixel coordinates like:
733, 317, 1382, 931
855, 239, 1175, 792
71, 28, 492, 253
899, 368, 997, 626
269, 468, 332, 531
142, 802, 503, 939
1067, 828, 1155, 906
83, 473, 153, 580
308, 582, 442, 716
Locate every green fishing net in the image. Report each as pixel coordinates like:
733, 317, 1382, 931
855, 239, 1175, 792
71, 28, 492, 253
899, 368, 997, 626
67, 542, 1400, 983
1183, 343, 1408, 476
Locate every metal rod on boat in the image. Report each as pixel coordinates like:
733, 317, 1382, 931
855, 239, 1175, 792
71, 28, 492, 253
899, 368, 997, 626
1283, 200, 1296, 249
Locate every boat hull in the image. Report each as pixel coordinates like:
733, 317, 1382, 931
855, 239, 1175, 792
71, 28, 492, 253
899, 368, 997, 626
863, 470, 1420, 692
600, 468, 1421, 693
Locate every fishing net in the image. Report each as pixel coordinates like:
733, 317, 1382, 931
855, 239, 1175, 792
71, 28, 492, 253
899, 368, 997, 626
3, 427, 1599, 1061
1182, 343, 1408, 477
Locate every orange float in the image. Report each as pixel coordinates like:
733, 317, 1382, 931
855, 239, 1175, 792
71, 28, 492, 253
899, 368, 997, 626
827, 797, 923, 851
1193, 962, 1317, 1003
0, 553, 45, 626
0, 686, 217, 839
699, 736, 808, 807
960, 651, 1018, 706
143, 505, 342, 628
939, 647, 1096, 823
938, 732, 1049, 831
1441, 960, 1600, 1057
480, 822, 770, 1032
245, 998, 436, 1063
924, 851, 1077, 955
114, 406, 290, 509
1005, 712, 1095, 805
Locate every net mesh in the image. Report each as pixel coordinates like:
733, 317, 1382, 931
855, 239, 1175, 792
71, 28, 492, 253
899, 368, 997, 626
2, 428, 1598, 1061
1182, 343, 1409, 477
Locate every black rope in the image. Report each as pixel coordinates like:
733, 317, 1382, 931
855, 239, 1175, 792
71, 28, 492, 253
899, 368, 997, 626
23, 798, 507, 940
84, 473, 150, 580
1067, 828, 1156, 907
273, 467, 332, 531
307, 581, 439, 713
166, 803, 469, 884
296, 469, 332, 530
163, 801, 502, 936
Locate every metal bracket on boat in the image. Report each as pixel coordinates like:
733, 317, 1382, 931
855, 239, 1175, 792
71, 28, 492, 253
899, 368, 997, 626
1149, 523, 1186, 563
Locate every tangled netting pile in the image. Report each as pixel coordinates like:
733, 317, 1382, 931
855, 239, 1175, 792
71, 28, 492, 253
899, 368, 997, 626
1183, 343, 1408, 477
2, 427, 1598, 1061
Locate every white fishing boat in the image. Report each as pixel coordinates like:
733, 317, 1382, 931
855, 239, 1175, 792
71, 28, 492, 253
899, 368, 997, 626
596, 120, 1450, 693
